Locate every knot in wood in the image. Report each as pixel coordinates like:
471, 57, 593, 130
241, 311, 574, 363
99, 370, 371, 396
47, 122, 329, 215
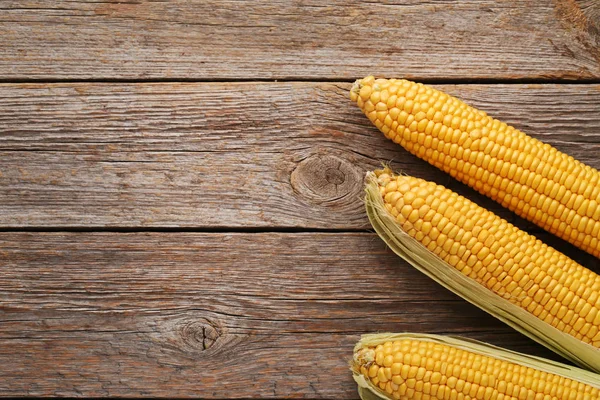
290, 153, 361, 204
179, 319, 221, 351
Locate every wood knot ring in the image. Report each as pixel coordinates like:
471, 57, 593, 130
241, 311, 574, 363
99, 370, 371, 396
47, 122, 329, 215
179, 319, 221, 351
290, 153, 362, 204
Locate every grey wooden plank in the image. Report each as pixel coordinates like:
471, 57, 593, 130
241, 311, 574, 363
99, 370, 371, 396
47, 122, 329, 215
0, 232, 567, 397
0, 1, 598, 80
1, 82, 599, 229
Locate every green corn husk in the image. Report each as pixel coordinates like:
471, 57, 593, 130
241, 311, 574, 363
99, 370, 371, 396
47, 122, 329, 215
352, 333, 600, 400
364, 170, 600, 372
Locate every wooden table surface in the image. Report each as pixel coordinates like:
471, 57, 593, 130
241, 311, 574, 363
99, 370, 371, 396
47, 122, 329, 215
1, 1, 600, 397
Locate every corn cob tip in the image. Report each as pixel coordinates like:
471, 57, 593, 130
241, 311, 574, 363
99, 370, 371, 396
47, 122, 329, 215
353, 347, 375, 368
350, 76, 377, 102
350, 79, 362, 101
365, 167, 396, 194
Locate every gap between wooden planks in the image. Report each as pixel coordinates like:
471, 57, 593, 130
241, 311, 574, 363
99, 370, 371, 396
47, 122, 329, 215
0, 232, 567, 397
0, 0, 599, 80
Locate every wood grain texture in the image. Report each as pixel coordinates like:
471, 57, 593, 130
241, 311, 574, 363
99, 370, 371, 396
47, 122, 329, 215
2, 1, 599, 398
1, 82, 600, 230
0, 232, 572, 397
0, 0, 599, 80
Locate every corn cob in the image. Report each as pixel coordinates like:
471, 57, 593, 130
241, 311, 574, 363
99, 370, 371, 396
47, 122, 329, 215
352, 333, 600, 400
365, 168, 600, 371
351, 77, 600, 258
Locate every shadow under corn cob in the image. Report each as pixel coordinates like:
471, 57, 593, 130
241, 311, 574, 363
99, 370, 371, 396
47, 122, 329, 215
365, 168, 600, 372
351, 77, 600, 259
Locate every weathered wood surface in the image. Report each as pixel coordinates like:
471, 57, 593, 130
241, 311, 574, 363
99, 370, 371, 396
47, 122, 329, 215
0, 232, 571, 397
2, 82, 600, 229
2, 1, 600, 397
0, 0, 599, 80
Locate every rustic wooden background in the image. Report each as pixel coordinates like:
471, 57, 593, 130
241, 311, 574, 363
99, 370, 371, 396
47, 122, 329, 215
1, 0, 600, 397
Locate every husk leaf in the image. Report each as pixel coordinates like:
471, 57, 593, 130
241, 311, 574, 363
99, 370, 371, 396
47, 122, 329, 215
352, 333, 600, 400
364, 170, 600, 372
